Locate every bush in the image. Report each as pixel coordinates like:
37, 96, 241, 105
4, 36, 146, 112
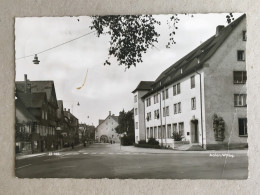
172, 131, 182, 141
121, 134, 135, 146
134, 143, 161, 149
147, 138, 159, 145
138, 140, 147, 144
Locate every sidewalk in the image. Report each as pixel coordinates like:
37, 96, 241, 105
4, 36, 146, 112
118, 144, 248, 155
16, 144, 84, 160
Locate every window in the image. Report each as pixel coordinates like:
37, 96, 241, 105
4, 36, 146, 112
166, 89, 169, 99
154, 94, 159, 104
178, 102, 181, 113
179, 122, 184, 136
191, 76, 195, 88
172, 123, 177, 133
191, 98, 196, 110
135, 108, 138, 116
174, 104, 177, 114
147, 128, 149, 138
134, 95, 137, 103
234, 94, 247, 107
135, 122, 138, 129
233, 71, 247, 84
238, 118, 247, 136
146, 98, 151, 107
146, 112, 151, 121
173, 85, 177, 96
237, 50, 245, 61
154, 109, 159, 119
162, 125, 166, 138
154, 127, 157, 139
177, 83, 181, 94
167, 124, 171, 138
150, 127, 153, 138
242, 31, 247, 41
158, 126, 162, 139
166, 106, 169, 116
45, 111, 48, 120
162, 90, 165, 100
42, 110, 44, 119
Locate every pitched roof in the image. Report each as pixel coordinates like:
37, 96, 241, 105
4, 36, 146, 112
132, 81, 154, 93
111, 115, 119, 123
96, 114, 119, 129
16, 92, 47, 108
142, 14, 246, 99
16, 80, 57, 104
15, 99, 38, 123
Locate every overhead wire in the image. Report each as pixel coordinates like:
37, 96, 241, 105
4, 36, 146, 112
15, 30, 96, 60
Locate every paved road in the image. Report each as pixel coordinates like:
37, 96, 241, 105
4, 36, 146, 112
15, 143, 248, 179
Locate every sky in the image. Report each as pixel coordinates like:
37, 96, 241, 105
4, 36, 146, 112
15, 13, 243, 126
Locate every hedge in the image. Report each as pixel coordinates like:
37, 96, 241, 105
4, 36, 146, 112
134, 143, 161, 149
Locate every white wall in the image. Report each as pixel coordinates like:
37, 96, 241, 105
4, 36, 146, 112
144, 72, 205, 146
95, 116, 120, 143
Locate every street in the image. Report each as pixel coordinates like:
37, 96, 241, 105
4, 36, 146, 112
15, 143, 248, 179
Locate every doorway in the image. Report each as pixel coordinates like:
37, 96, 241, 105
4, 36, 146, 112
191, 119, 199, 143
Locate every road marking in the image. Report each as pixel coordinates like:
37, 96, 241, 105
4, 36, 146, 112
108, 153, 113, 154
15, 164, 32, 169
117, 153, 121, 155
83, 153, 88, 154
100, 153, 105, 154
91, 153, 97, 155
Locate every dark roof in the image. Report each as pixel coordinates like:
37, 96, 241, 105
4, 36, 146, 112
142, 14, 246, 99
16, 92, 47, 108
132, 81, 154, 93
16, 80, 56, 103
15, 99, 38, 123
99, 119, 105, 125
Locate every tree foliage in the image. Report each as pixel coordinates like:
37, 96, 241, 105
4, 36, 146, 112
115, 109, 134, 135
90, 14, 234, 69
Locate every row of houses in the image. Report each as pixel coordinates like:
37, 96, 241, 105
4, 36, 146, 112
132, 14, 247, 149
15, 74, 95, 154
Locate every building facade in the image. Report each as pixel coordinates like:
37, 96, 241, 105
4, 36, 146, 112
95, 111, 120, 143
133, 15, 247, 149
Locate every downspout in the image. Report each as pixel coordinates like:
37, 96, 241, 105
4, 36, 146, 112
196, 69, 204, 149
159, 91, 163, 147
164, 87, 167, 146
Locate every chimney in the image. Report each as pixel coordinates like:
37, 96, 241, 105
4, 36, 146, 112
216, 25, 224, 37
24, 74, 27, 93
68, 109, 70, 113
109, 111, 111, 116
24, 74, 27, 81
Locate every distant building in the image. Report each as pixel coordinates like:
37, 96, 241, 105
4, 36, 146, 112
133, 14, 247, 149
64, 109, 79, 146
95, 111, 120, 143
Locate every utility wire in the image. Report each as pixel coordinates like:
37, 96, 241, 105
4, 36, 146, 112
16, 30, 96, 60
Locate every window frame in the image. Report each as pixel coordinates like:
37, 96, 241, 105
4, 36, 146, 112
191, 97, 196, 110
234, 94, 247, 107
237, 50, 245, 61
233, 71, 247, 84
191, 75, 195, 89
238, 118, 247, 136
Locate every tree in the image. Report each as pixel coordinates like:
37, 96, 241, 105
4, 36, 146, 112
115, 109, 134, 136
90, 14, 235, 69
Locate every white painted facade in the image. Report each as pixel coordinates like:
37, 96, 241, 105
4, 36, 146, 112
95, 113, 120, 143
134, 15, 247, 149
133, 90, 149, 143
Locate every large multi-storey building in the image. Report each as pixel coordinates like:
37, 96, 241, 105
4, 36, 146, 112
133, 14, 247, 149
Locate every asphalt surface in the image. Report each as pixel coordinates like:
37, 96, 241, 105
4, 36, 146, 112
15, 143, 248, 179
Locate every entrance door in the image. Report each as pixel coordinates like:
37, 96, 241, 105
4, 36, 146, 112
191, 120, 199, 143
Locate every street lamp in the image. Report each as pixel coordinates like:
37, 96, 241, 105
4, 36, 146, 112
33, 54, 40, 64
